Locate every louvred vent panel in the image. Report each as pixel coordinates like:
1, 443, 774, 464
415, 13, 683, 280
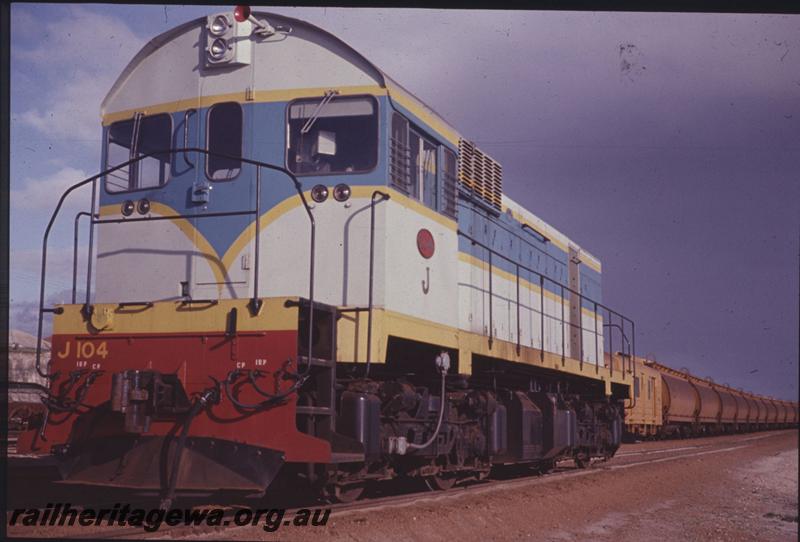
458, 139, 502, 211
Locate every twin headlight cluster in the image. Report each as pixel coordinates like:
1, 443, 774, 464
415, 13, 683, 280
204, 12, 252, 68
207, 14, 233, 61
311, 183, 351, 204
121, 198, 151, 217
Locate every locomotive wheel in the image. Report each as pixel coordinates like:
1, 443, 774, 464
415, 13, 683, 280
328, 483, 365, 504
424, 473, 457, 491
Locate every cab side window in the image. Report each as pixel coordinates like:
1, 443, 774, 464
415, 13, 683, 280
287, 96, 378, 175
410, 129, 437, 208
206, 102, 242, 181
390, 112, 456, 219
106, 114, 172, 192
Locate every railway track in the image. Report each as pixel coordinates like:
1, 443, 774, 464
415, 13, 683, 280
7, 430, 793, 540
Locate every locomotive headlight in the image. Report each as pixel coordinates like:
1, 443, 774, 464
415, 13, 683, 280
121, 200, 135, 217
311, 184, 329, 203
209, 38, 228, 59
209, 14, 230, 36
333, 183, 351, 202
137, 198, 151, 215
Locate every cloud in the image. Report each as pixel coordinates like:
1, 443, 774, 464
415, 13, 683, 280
17, 85, 100, 145
10, 242, 87, 307
12, 6, 146, 148
12, 6, 145, 76
11, 166, 92, 211
11, 246, 82, 291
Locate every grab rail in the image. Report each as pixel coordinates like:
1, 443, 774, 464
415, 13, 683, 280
71, 211, 93, 304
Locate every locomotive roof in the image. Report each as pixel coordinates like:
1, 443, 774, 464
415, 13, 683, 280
102, 11, 461, 144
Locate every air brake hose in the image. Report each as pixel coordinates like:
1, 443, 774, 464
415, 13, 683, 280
15, 371, 101, 441
248, 369, 308, 402
406, 355, 449, 451
223, 370, 303, 410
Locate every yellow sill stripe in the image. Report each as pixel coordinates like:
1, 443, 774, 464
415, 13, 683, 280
52, 297, 299, 335
365, 307, 629, 390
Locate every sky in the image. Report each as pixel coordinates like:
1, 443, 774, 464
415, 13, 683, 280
9, 5, 800, 400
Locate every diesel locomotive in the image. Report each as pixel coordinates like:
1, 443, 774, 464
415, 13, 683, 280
16, 8, 796, 504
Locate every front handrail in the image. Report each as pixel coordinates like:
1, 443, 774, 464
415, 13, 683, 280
35, 147, 317, 380
71, 211, 93, 304
365, 190, 391, 377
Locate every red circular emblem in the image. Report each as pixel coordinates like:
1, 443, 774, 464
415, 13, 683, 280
417, 229, 435, 259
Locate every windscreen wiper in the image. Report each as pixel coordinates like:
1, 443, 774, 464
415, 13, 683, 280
300, 89, 339, 134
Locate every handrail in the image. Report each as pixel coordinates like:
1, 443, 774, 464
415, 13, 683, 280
457, 229, 635, 379
182, 109, 196, 168
71, 211, 93, 304
603, 322, 631, 356
35, 147, 316, 381
365, 190, 390, 377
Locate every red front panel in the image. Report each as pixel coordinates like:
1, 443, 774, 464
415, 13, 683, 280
19, 330, 330, 463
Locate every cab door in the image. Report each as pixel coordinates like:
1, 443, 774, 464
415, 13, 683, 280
189, 101, 254, 301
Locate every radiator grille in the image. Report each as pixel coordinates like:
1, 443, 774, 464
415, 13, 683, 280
458, 139, 503, 211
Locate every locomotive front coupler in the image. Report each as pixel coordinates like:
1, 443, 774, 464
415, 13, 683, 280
109, 370, 192, 433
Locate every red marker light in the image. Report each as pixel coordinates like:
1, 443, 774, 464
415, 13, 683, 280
417, 229, 435, 259
234, 5, 251, 23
